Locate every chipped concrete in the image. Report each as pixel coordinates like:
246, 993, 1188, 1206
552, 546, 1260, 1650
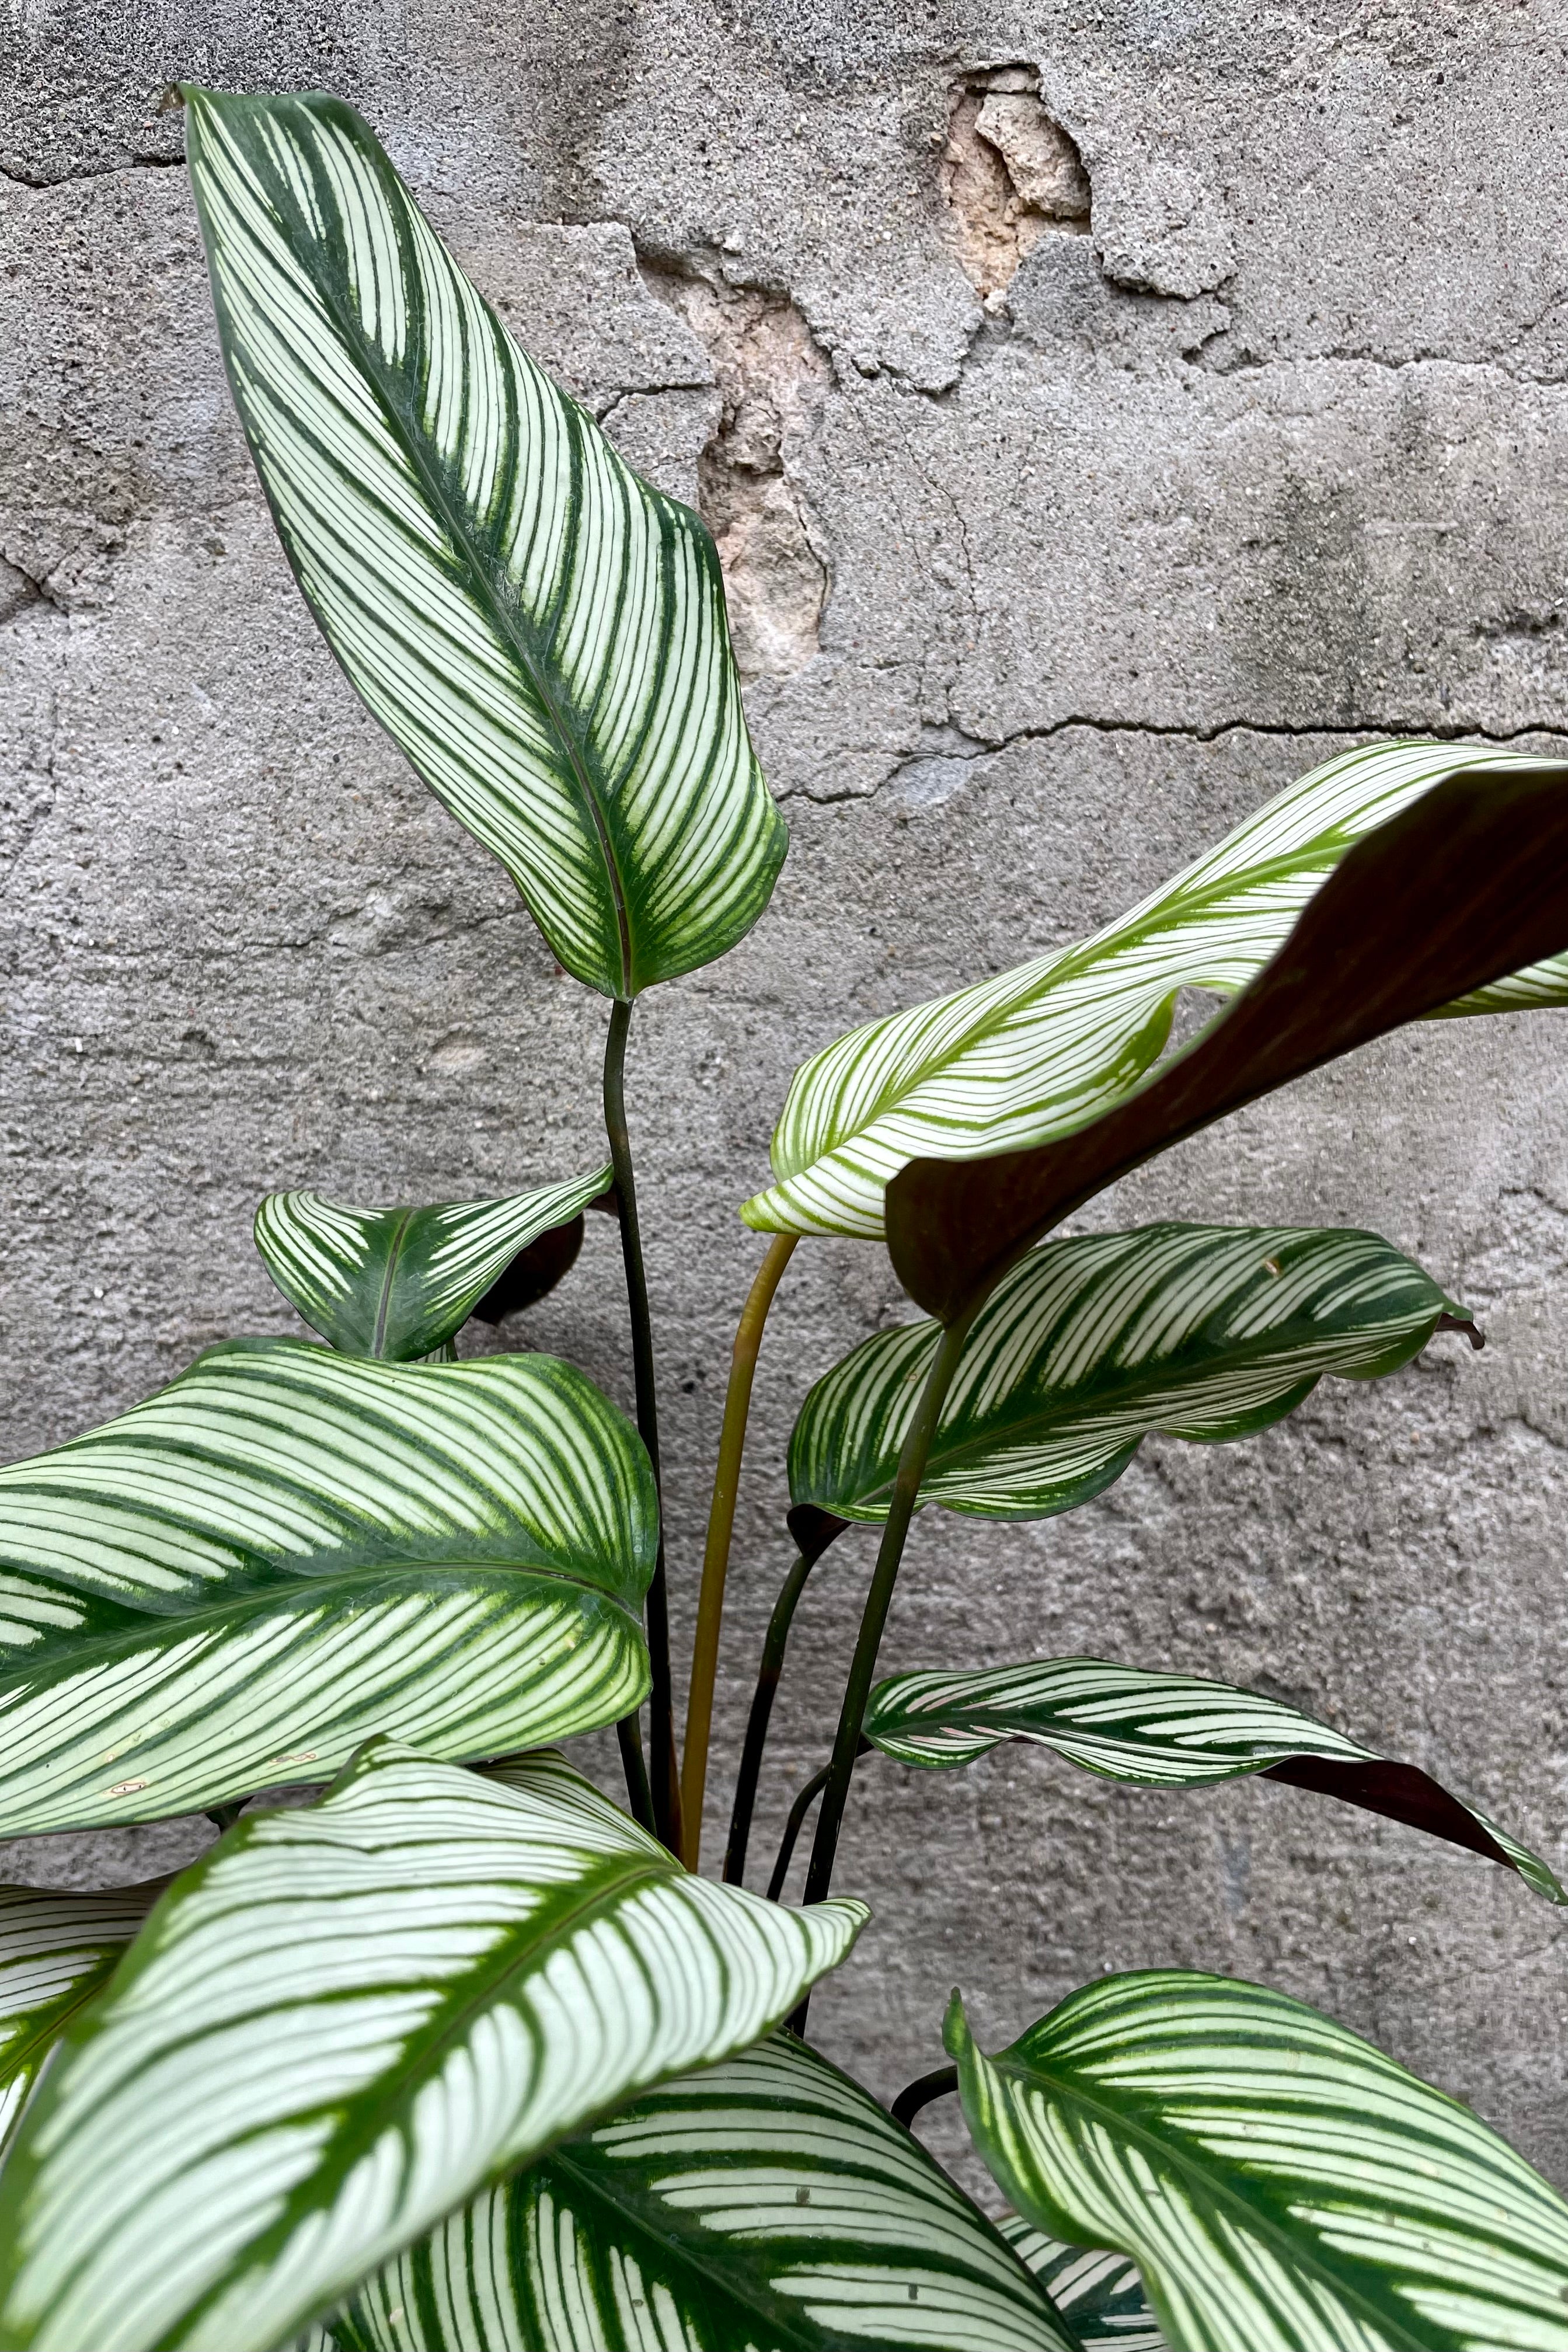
646, 269, 830, 675
6, 0, 1568, 2201
945, 67, 1090, 301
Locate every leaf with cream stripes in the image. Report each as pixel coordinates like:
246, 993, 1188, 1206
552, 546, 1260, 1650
333, 2030, 1076, 2352
891, 764, 1568, 1321
0, 1744, 866, 2352
742, 740, 1568, 1239
863, 1657, 1563, 1902
0, 1884, 159, 2158
183, 88, 786, 998
0, 1338, 654, 1833
998, 2218, 1166, 2352
254, 1166, 612, 1360
949, 1971, 1568, 2352
789, 1223, 1465, 1527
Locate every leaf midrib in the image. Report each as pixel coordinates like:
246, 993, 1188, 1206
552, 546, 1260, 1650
0, 1556, 643, 1681
991, 2053, 1464, 2352
227, 101, 637, 997
175, 1844, 696, 2340
370, 1208, 417, 1358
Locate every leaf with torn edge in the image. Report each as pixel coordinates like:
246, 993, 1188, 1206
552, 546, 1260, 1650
0, 1745, 866, 2352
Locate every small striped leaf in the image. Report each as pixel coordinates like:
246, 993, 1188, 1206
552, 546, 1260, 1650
949, 1971, 1568, 2352
254, 1166, 612, 1360
999, 2217, 1166, 2352
0, 1744, 866, 2352
789, 1224, 1463, 1525
334, 2031, 1076, 2352
0, 1884, 158, 2156
744, 741, 1568, 1240
0, 1338, 654, 1833
183, 88, 786, 998
863, 1658, 1564, 1902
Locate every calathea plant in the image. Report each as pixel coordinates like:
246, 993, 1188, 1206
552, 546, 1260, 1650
1, 80, 1567, 2352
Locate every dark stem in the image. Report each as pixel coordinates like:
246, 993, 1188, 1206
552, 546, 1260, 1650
765, 1740, 871, 1904
788, 1312, 974, 2032
724, 1550, 819, 1887
891, 2065, 959, 2130
616, 1712, 657, 1837
604, 996, 682, 1855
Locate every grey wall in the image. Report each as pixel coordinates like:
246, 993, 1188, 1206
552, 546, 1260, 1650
6, 0, 1568, 2200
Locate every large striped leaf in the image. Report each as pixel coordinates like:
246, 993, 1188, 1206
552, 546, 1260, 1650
0, 1884, 158, 2156
789, 1224, 1464, 1527
743, 741, 1568, 1239
334, 2030, 1075, 2352
0, 1745, 866, 2352
891, 765, 1568, 1320
0, 1338, 654, 1833
183, 88, 786, 998
863, 1657, 1563, 1902
254, 1166, 612, 1360
949, 1971, 1568, 2352
999, 2218, 1166, 2352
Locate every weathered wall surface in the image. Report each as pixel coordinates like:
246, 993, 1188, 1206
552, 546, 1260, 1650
6, 0, 1568, 2195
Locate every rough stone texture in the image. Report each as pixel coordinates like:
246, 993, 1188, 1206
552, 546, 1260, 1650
5, 0, 1568, 2207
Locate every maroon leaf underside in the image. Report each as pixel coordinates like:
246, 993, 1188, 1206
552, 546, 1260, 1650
887, 764, 1568, 1320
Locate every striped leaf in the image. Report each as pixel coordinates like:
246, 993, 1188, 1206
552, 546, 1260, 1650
183, 88, 786, 998
743, 741, 1568, 1239
0, 1744, 866, 2352
334, 2030, 1076, 2352
254, 1166, 612, 1360
0, 1884, 158, 2156
789, 1224, 1464, 1525
948, 1971, 1568, 2352
0, 1338, 654, 1834
999, 2217, 1166, 2352
863, 1658, 1563, 1902
890, 765, 1568, 1322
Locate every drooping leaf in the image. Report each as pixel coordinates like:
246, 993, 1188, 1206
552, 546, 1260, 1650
334, 2031, 1075, 2352
863, 1657, 1563, 1902
254, 1166, 612, 1360
890, 762, 1568, 1319
0, 1884, 160, 2155
0, 1339, 653, 1833
790, 1223, 1465, 1525
998, 2217, 1166, 2352
183, 87, 786, 999
949, 1973, 1568, 2352
743, 743, 1568, 1241
0, 1745, 866, 2352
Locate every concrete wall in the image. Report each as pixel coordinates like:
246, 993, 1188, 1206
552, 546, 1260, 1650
5, 0, 1568, 2196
